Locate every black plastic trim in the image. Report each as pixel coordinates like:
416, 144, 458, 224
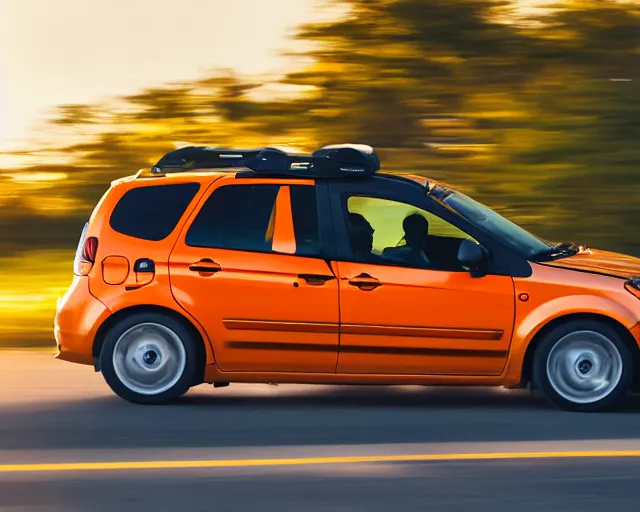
133, 258, 155, 273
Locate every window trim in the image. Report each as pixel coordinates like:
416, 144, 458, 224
182, 181, 325, 259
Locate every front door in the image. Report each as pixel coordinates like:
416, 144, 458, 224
169, 179, 340, 373
331, 186, 515, 376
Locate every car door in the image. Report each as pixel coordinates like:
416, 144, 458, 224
169, 178, 340, 373
329, 179, 516, 376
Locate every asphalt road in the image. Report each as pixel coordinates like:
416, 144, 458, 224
3, 351, 640, 511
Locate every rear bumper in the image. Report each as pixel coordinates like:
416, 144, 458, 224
54, 276, 111, 366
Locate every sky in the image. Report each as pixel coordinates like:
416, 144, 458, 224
0, 0, 327, 152
0, 0, 552, 156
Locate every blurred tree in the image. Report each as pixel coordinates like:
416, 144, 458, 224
201, 74, 260, 122
2, 0, 640, 256
8, 0, 640, 347
281, 0, 534, 148
51, 104, 100, 126
268, 0, 640, 251
504, 0, 640, 252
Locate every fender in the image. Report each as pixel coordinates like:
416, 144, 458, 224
91, 274, 216, 366
502, 294, 638, 387
85, 172, 218, 366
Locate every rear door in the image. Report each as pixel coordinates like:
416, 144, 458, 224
169, 178, 340, 373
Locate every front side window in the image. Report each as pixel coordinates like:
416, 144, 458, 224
185, 184, 321, 256
345, 196, 477, 271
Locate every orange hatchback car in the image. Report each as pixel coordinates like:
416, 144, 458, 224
55, 144, 640, 411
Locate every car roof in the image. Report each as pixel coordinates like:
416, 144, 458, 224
111, 167, 438, 191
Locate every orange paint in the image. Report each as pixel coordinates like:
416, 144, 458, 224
271, 186, 297, 254
167, 177, 339, 373
502, 262, 640, 387
54, 167, 640, 399
54, 276, 111, 365
334, 261, 514, 375
101, 255, 130, 285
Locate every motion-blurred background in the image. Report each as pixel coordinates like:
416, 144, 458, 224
1, 0, 639, 347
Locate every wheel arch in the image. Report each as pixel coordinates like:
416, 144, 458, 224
519, 312, 640, 389
92, 304, 209, 384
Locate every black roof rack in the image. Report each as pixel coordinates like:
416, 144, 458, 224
151, 146, 263, 174
149, 144, 381, 179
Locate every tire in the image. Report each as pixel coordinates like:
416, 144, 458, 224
533, 319, 633, 412
100, 312, 200, 404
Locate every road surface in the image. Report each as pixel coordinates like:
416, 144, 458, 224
2, 351, 640, 511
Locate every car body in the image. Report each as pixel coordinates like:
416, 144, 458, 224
54, 144, 640, 410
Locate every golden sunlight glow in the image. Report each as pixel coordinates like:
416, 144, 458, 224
515, 0, 557, 14
0, 250, 72, 345
24, 196, 83, 214
5, 172, 68, 183
0, 0, 323, 152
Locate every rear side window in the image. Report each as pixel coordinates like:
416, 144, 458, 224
185, 184, 320, 255
109, 183, 200, 241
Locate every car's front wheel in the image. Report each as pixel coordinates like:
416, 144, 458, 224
533, 319, 633, 412
100, 312, 199, 404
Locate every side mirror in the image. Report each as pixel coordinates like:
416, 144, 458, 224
457, 239, 486, 277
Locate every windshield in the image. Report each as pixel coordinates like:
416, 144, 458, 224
429, 184, 556, 260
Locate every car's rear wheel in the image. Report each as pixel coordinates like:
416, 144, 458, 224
533, 319, 633, 412
100, 312, 199, 404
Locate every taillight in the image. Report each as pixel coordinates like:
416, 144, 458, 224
83, 237, 99, 263
73, 223, 99, 276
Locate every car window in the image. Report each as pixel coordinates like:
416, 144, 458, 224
429, 184, 553, 259
346, 196, 477, 271
109, 183, 200, 241
185, 184, 321, 256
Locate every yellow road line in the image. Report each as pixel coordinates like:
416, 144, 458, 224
2, 450, 640, 473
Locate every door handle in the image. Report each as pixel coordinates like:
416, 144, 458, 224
298, 274, 335, 286
188, 258, 222, 274
348, 273, 381, 291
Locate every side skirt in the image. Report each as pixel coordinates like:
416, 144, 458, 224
203, 365, 505, 387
